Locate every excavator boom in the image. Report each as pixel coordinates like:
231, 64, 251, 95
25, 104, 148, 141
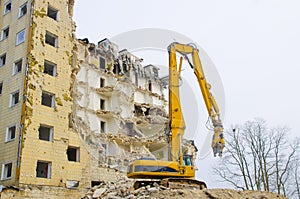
168, 42, 225, 157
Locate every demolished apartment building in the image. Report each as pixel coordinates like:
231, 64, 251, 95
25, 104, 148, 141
72, 38, 171, 173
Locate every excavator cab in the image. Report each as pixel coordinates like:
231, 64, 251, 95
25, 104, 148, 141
183, 155, 193, 166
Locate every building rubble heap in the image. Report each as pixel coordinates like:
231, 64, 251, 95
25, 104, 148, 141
82, 177, 287, 199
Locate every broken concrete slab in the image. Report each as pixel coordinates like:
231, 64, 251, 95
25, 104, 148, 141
92, 188, 107, 198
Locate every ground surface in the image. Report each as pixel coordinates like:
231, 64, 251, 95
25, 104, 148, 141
147, 189, 287, 199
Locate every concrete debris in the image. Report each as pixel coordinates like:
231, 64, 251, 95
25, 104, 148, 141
81, 178, 287, 199
92, 187, 106, 198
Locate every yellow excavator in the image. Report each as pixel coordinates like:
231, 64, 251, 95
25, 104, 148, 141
127, 42, 225, 189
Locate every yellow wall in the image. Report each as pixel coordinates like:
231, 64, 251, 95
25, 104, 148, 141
18, 0, 90, 187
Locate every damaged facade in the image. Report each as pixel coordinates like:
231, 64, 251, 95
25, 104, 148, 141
72, 38, 170, 174
0, 0, 197, 197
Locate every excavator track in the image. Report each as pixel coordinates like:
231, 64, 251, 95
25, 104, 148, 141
161, 178, 207, 189
133, 178, 207, 190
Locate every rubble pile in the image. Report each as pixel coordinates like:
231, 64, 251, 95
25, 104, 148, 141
82, 177, 287, 199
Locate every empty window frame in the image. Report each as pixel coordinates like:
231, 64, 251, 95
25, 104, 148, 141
36, 161, 51, 178
0, 82, 3, 95
41, 91, 55, 107
100, 121, 106, 133
66, 180, 79, 189
148, 80, 152, 92
38, 125, 53, 141
100, 99, 105, 110
1, 26, 9, 40
67, 146, 80, 162
18, 2, 27, 18
99, 57, 106, 70
3, 1, 11, 15
16, 29, 26, 45
91, 181, 102, 187
100, 78, 105, 88
43, 60, 56, 76
13, 59, 22, 75
0, 53, 6, 67
47, 5, 59, 21
6, 124, 16, 142
10, 90, 19, 107
1, 162, 12, 180
45, 31, 58, 47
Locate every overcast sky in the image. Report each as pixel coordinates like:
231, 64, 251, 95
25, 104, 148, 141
74, 0, 300, 187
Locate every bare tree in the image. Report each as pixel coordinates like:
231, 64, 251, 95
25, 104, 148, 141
213, 119, 299, 198
294, 162, 300, 198
289, 153, 300, 198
